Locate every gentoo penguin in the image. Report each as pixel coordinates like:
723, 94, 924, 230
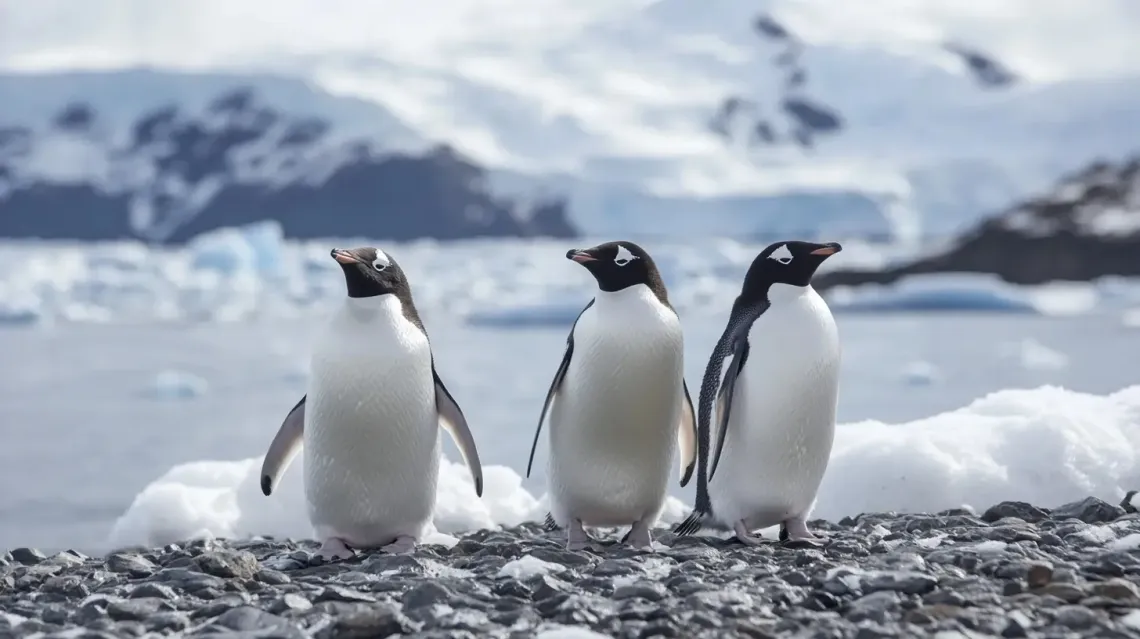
259, 247, 483, 561
673, 240, 842, 548
527, 241, 697, 550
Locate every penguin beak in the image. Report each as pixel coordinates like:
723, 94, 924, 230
810, 242, 843, 256
331, 248, 363, 265
566, 249, 597, 264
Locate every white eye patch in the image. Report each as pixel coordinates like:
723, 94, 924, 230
614, 245, 639, 267
372, 250, 391, 271
768, 244, 794, 265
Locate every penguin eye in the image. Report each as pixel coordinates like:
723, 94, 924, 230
775, 256, 792, 265
372, 259, 387, 272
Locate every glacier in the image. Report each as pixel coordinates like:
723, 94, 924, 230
1, 0, 1140, 242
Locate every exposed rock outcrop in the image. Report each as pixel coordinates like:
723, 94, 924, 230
817, 157, 1140, 290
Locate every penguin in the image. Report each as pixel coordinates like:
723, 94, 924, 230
527, 240, 697, 550
673, 240, 842, 548
259, 247, 483, 561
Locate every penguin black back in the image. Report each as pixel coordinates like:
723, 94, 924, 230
674, 239, 843, 537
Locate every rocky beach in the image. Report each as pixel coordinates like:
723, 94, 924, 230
4, 497, 1140, 638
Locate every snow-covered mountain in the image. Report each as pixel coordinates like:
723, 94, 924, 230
1, 0, 1140, 243
0, 72, 576, 242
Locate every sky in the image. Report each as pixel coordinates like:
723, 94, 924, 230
1, 0, 1138, 83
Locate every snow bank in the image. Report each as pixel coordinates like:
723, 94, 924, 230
815, 384, 1140, 520
107, 383, 1140, 549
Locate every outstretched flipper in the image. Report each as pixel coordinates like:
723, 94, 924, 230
673, 298, 769, 536
677, 381, 697, 486
434, 365, 484, 497
526, 299, 594, 478
261, 396, 306, 496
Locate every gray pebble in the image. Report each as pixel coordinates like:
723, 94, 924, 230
9, 547, 47, 565
612, 582, 667, 602
5, 496, 1140, 637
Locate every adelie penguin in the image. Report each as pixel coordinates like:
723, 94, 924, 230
673, 240, 843, 548
528, 241, 698, 550
259, 247, 484, 561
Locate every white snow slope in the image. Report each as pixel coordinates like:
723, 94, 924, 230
110, 383, 1140, 550
2, 0, 1140, 242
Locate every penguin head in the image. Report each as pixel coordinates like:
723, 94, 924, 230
566, 240, 661, 293
330, 247, 408, 298
742, 241, 842, 293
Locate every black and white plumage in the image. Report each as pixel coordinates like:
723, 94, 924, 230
259, 247, 483, 561
527, 241, 697, 550
674, 240, 843, 548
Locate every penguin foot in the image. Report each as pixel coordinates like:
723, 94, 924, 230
380, 535, 417, 555
621, 518, 654, 549
781, 516, 824, 548
734, 521, 770, 546
316, 537, 355, 562
732, 520, 769, 547
566, 519, 591, 551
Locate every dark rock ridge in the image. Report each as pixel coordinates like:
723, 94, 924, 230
709, 14, 1016, 153
0, 87, 578, 243
817, 156, 1140, 291
5, 495, 1140, 638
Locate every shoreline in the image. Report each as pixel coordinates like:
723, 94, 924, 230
5, 496, 1140, 637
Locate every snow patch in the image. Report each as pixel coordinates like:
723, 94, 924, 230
498, 555, 567, 580
107, 384, 1140, 552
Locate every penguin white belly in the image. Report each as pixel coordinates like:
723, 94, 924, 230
303, 299, 439, 548
547, 295, 684, 528
709, 287, 840, 529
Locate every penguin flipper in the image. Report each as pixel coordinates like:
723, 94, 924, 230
527, 298, 595, 478
543, 512, 560, 531
260, 395, 305, 496
709, 335, 750, 482
677, 380, 698, 487
433, 366, 484, 498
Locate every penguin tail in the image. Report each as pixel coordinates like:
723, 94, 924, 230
543, 512, 560, 532
673, 510, 707, 536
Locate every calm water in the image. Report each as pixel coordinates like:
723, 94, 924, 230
1, 311, 1136, 552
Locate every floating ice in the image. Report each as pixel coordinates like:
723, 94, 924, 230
0, 300, 42, 326
900, 361, 940, 386
1005, 338, 1069, 371
108, 384, 1140, 551
187, 220, 286, 277
0, 234, 1137, 326
826, 274, 1040, 314
465, 302, 585, 329
143, 370, 209, 400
